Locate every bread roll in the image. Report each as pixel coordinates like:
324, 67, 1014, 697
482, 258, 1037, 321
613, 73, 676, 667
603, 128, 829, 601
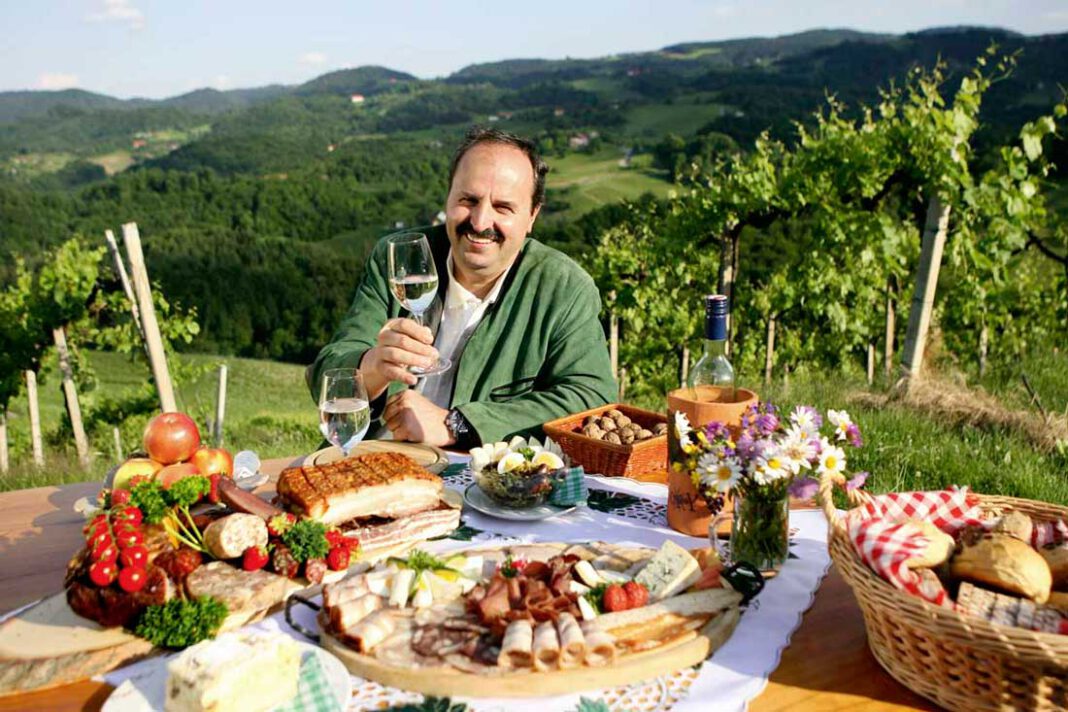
904, 520, 955, 569
950, 534, 1052, 603
1046, 591, 1068, 615
992, 510, 1034, 544
1039, 544, 1068, 590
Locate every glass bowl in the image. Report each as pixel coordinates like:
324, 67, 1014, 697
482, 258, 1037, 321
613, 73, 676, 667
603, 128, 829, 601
474, 466, 555, 508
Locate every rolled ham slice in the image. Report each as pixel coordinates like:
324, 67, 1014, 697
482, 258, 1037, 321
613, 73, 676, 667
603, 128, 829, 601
532, 620, 560, 671
329, 593, 383, 632
346, 609, 396, 653
323, 575, 369, 608
583, 630, 616, 667
556, 612, 585, 669
497, 619, 534, 669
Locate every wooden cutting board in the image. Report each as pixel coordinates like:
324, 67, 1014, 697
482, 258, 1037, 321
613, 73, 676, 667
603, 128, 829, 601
307, 441, 450, 473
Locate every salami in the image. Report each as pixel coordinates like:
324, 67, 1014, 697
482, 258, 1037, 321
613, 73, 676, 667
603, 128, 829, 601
271, 544, 300, 579
304, 557, 328, 585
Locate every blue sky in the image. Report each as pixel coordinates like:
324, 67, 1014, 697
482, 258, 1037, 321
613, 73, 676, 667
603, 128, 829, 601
3, 0, 1067, 99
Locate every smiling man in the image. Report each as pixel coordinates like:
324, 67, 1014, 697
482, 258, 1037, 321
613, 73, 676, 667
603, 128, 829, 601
308, 127, 617, 448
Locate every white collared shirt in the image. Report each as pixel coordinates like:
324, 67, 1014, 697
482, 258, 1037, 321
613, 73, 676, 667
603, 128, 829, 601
419, 250, 510, 409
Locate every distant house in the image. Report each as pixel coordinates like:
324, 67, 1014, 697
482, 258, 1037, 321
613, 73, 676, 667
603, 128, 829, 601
432, 210, 447, 225
131, 139, 147, 149
569, 133, 590, 149
350, 94, 365, 104
327, 144, 337, 152
394, 220, 406, 230
487, 115, 499, 123
553, 107, 565, 117
499, 111, 513, 119
626, 68, 642, 77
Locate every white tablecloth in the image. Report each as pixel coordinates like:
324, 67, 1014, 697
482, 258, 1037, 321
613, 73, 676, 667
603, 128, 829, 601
104, 456, 832, 711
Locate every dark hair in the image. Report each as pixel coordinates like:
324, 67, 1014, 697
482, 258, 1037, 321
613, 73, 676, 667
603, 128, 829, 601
448, 126, 549, 211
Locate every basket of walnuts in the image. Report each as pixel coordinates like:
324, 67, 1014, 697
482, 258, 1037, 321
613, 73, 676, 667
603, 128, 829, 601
542, 403, 668, 478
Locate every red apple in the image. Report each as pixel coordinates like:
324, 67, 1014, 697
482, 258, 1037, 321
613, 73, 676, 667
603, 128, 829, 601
142, 412, 201, 465
156, 462, 200, 489
192, 447, 233, 478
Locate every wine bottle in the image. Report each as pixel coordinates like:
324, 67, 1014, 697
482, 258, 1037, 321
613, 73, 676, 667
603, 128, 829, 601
688, 294, 735, 398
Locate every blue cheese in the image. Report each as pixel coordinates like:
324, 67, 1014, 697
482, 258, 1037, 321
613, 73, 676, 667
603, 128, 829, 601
633, 540, 701, 601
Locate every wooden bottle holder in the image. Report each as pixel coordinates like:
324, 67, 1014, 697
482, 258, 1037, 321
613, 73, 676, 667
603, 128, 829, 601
666, 385, 759, 537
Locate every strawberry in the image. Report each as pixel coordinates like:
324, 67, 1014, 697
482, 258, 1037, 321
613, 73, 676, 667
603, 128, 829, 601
623, 581, 649, 609
242, 546, 269, 572
120, 545, 149, 569
117, 567, 147, 593
207, 473, 221, 504
327, 546, 350, 571
89, 560, 118, 587
603, 584, 629, 613
110, 488, 131, 506
267, 513, 296, 538
325, 529, 345, 548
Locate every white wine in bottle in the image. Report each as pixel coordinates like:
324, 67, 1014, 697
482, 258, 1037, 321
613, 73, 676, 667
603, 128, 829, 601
687, 294, 735, 397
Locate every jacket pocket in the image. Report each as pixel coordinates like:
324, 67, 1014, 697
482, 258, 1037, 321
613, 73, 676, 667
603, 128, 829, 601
489, 376, 538, 402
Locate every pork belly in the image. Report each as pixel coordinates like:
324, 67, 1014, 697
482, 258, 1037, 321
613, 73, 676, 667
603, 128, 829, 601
341, 503, 461, 556
278, 452, 443, 524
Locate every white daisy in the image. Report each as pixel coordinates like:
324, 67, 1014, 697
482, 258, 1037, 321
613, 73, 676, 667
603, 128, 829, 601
786, 423, 817, 445
827, 409, 853, 442
675, 411, 693, 449
790, 405, 816, 430
754, 450, 790, 484
780, 435, 817, 472
818, 444, 847, 478
699, 454, 742, 493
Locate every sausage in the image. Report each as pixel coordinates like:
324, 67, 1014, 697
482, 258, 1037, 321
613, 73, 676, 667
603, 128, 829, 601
271, 543, 300, 579
218, 478, 284, 520
203, 514, 269, 560
154, 548, 203, 586
304, 557, 328, 585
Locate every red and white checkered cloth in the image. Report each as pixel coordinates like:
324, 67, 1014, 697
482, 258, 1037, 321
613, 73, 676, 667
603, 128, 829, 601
847, 487, 987, 607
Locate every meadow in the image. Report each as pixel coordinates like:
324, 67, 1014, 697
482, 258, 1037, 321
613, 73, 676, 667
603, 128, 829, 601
3, 347, 1065, 508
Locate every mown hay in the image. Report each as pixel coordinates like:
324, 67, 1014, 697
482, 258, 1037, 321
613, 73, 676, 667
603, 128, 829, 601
849, 377, 1068, 453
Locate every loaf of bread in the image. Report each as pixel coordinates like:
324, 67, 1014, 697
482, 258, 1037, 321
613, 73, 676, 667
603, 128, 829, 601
950, 534, 1052, 603
1039, 544, 1068, 590
904, 520, 955, 569
992, 510, 1034, 543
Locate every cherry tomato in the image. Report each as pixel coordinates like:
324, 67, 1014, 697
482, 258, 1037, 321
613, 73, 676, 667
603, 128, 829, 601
113, 506, 143, 526
119, 545, 149, 569
110, 488, 131, 506
88, 560, 117, 587
92, 542, 119, 564
87, 530, 113, 549
115, 529, 144, 549
85, 521, 110, 542
117, 567, 147, 593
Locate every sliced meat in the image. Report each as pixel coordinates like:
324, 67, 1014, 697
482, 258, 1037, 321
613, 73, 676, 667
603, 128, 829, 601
218, 477, 284, 520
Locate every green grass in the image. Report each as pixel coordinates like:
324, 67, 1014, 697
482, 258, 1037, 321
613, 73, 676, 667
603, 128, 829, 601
625, 101, 724, 138
544, 150, 671, 218
1, 351, 319, 492
3, 348, 1067, 507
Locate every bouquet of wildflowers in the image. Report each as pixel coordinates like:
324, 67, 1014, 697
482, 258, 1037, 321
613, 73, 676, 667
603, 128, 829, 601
674, 402, 867, 514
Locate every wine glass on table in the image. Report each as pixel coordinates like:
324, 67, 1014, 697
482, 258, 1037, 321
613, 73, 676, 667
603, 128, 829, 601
319, 368, 371, 457
387, 232, 451, 376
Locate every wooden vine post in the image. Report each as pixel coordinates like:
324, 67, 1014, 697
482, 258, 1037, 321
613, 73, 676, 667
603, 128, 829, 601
900, 196, 951, 383
25, 370, 44, 467
104, 229, 146, 342
679, 345, 689, 388
53, 326, 92, 470
214, 365, 228, 446
764, 314, 777, 386
866, 342, 875, 386
113, 427, 124, 462
122, 223, 177, 412
884, 278, 896, 378
0, 411, 8, 474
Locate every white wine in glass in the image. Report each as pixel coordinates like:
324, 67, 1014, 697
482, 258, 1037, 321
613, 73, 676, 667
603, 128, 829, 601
319, 368, 371, 456
387, 232, 451, 376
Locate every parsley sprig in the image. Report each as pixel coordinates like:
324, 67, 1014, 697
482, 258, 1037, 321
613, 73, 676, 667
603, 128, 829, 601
134, 596, 228, 648
280, 519, 329, 562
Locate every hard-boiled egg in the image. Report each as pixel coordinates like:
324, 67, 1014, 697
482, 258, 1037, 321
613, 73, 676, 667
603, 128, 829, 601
531, 451, 564, 471
497, 452, 527, 474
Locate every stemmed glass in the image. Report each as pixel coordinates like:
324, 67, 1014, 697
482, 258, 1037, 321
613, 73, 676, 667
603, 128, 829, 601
387, 232, 451, 376
319, 368, 370, 456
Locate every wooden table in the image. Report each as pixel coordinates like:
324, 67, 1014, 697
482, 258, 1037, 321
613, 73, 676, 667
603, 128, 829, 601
0, 459, 938, 711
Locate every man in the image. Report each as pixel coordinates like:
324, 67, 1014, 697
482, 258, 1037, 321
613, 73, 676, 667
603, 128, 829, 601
309, 127, 616, 448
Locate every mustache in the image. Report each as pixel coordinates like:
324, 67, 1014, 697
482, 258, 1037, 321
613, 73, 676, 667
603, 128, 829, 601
457, 222, 504, 242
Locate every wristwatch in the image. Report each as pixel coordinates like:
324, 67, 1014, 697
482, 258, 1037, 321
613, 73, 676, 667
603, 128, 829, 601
445, 408, 477, 450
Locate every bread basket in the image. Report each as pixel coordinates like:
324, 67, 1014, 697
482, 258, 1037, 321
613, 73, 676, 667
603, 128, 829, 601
542, 403, 666, 479
817, 472, 1068, 711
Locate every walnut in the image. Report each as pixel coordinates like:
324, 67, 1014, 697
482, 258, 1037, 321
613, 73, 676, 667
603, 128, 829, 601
583, 415, 598, 428
599, 418, 617, 432
637, 428, 654, 440
605, 431, 622, 445
614, 415, 632, 428
606, 409, 623, 420
582, 424, 603, 439
653, 422, 668, 435
619, 430, 636, 444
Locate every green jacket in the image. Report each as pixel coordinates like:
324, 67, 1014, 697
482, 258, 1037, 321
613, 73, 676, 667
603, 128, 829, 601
308, 224, 617, 444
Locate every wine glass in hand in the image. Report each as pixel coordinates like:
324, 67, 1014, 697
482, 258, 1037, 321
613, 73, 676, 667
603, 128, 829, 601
319, 368, 371, 457
387, 232, 451, 376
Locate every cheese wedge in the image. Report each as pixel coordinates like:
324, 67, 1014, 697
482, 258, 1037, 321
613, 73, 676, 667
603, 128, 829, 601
633, 540, 701, 601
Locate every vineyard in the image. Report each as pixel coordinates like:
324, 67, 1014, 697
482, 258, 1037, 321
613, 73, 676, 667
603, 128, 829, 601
0, 50, 1066, 499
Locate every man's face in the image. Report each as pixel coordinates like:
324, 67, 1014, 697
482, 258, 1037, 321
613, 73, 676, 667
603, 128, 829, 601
445, 142, 540, 285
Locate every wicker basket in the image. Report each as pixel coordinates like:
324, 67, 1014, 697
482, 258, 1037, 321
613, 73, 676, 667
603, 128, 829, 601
543, 404, 667, 478
817, 472, 1068, 711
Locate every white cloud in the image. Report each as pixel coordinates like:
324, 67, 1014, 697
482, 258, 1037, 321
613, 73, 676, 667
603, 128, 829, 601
300, 51, 328, 66
37, 73, 79, 90
86, 0, 145, 30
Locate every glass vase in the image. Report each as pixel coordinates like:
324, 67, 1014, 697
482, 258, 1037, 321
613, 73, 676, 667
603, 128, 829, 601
721, 489, 790, 573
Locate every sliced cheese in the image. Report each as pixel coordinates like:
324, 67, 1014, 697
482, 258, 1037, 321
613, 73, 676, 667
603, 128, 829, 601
577, 595, 599, 622
573, 560, 603, 587
633, 540, 701, 601
389, 569, 415, 608
569, 580, 591, 596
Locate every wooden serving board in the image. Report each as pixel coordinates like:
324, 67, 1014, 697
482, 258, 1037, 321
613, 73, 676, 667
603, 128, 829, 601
313, 541, 742, 698
307, 441, 450, 473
